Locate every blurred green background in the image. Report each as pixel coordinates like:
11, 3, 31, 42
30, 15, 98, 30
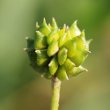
0, 0, 110, 110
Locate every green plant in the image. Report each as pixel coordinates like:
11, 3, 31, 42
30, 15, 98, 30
25, 18, 92, 110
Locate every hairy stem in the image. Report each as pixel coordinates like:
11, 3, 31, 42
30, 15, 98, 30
51, 77, 61, 110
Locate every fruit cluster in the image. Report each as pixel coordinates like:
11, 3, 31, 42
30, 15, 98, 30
25, 18, 92, 80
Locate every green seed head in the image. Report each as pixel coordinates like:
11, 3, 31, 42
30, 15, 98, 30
25, 18, 92, 80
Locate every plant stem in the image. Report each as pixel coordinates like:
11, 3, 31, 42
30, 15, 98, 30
51, 77, 61, 110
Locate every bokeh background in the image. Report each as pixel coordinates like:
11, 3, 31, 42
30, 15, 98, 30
0, 0, 110, 110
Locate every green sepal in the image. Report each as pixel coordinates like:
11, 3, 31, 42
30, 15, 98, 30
58, 24, 66, 37
68, 66, 88, 76
77, 31, 89, 52
26, 37, 34, 49
51, 18, 58, 30
48, 57, 58, 75
48, 23, 52, 30
36, 22, 40, 29
47, 41, 59, 57
47, 29, 59, 44
77, 31, 92, 52
87, 39, 93, 45
70, 52, 87, 66
25, 48, 36, 64
58, 48, 68, 65
58, 29, 71, 47
64, 35, 90, 66
34, 31, 47, 49
58, 33, 67, 47
35, 49, 49, 66
64, 38, 77, 58
57, 66, 69, 80
39, 18, 51, 36
86, 39, 93, 51
69, 20, 81, 38
64, 58, 75, 71
25, 37, 36, 63
30, 62, 49, 75
44, 70, 52, 79
66, 30, 72, 40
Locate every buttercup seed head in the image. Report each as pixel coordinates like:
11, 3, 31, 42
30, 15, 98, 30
25, 18, 92, 80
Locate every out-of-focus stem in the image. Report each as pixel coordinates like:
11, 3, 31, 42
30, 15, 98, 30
51, 77, 61, 110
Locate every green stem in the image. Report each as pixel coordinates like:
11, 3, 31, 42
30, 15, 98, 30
51, 77, 61, 110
